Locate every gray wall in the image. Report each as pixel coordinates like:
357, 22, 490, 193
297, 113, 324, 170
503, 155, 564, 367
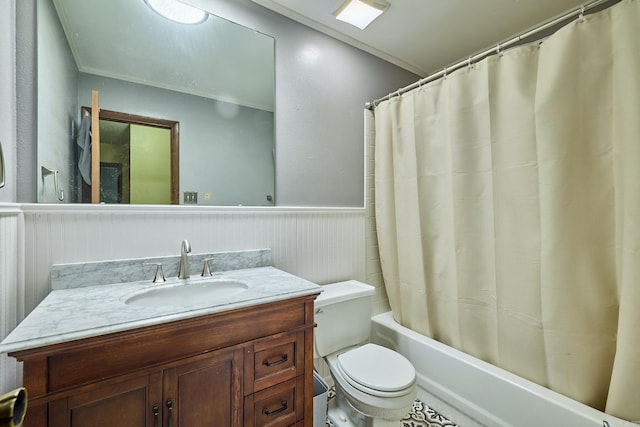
199, 0, 420, 207
0, 0, 16, 203
77, 73, 276, 206
16, 0, 37, 204
37, 0, 78, 203
15, 0, 418, 206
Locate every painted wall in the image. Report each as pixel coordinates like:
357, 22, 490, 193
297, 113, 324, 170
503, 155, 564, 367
0, 1, 16, 203
204, 0, 420, 207
77, 74, 276, 206
16, 0, 418, 206
15, 1, 37, 204
129, 125, 171, 204
36, 0, 78, 203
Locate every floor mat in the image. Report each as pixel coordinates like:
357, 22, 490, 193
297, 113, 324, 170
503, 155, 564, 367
401, 399, 459, 427
325, 387, 459, 427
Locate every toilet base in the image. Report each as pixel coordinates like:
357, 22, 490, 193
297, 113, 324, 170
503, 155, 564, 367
327, 406, 359, 427
328, 409, 400, 427
328, 388, 402, 427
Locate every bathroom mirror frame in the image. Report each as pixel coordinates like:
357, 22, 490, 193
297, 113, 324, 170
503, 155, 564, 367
37, 0, 276, 207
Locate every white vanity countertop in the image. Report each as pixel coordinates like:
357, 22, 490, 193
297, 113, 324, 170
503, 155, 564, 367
0, 267, 322, 354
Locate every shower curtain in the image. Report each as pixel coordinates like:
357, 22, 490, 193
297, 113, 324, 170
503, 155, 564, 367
374, 0, 640, 421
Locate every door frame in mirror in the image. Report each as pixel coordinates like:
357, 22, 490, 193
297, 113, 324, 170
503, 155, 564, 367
81, 107, 180, 204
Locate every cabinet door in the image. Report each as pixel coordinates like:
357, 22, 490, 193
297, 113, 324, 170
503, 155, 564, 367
49, 373, 162, 427
163, 348, 244, 427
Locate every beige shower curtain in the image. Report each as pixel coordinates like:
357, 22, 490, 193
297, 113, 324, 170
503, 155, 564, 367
374, 0, 640, 421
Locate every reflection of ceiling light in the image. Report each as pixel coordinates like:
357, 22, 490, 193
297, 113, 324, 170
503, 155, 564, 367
334, 0, 389, 30
144, 0, 208, 24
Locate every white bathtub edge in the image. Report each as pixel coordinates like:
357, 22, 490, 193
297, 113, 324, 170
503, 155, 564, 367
370, 311, 637, 427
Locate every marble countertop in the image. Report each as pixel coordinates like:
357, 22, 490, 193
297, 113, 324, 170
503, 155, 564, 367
0, 266, 322, 354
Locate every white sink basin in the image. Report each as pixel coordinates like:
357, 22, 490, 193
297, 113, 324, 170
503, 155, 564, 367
125, 279, 249, 307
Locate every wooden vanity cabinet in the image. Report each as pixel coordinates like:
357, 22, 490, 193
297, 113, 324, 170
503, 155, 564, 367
47, 346, 243, 427
10, 294, 319, 427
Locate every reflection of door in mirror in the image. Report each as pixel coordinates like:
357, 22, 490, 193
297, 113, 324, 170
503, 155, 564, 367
100, 162, 122, 203
81, 108, 179, 204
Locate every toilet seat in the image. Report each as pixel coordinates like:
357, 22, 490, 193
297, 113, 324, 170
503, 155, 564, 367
336, 343, 416, 398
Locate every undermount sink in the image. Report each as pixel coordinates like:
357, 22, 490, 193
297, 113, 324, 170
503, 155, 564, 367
125, 279, 249, 307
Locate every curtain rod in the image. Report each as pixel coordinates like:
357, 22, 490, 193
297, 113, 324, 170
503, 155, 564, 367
366, 0, 616, 110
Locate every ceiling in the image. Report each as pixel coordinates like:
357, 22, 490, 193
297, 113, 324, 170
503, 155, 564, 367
52, 0, 275, 111
251, 0, 591, 77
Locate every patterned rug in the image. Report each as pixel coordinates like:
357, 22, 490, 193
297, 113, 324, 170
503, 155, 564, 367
325, 388, 459, 427
401, 399, 459, 427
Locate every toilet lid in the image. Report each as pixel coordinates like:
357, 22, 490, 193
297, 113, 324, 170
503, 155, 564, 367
337, 343, 415, 392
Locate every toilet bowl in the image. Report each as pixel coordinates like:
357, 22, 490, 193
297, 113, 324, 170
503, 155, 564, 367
327, 343, 416, 421
314, 281, 417, 426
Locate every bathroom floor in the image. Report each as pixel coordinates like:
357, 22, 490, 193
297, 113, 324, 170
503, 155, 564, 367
399, 399, 459, 427
325, 387, 460, 427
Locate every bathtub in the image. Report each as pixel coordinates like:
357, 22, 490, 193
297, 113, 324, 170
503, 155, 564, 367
370, 311, 636, 427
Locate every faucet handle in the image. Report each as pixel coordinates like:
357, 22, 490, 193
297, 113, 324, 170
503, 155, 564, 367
201, 258, 215, 277
143, 263, 166, 283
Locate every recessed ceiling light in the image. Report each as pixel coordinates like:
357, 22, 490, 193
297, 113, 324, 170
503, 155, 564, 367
334, 0, 390, 30
145, 0, 208, 25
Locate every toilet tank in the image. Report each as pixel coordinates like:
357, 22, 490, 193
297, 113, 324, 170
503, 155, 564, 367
314, 280, 375, 358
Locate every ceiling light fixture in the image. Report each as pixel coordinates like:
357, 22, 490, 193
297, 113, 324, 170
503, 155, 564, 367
334, 0, 389, 30
144, 0, 208, 25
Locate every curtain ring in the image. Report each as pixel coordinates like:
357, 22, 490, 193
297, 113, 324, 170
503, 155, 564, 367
467, 57, 472, 69
443, 67, 448, 79
496, 43, 502, 56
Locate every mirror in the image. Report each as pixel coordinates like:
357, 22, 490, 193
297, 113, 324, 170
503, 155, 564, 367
37, 0, 275, 206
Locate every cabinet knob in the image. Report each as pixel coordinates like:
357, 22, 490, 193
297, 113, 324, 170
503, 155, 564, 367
152, 404, 159, 427
166, 399, 174, 427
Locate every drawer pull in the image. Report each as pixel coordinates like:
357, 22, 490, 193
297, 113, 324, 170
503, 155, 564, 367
263, 400, 288, 416
262, 354, 288, 367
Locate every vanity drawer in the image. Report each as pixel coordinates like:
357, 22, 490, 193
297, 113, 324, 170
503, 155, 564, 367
246, 331, 304, 393
244, 377, 304, 427
256, 340, 295, 378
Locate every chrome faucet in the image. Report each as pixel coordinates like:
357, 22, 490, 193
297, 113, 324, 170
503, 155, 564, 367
178, 239, 191, 279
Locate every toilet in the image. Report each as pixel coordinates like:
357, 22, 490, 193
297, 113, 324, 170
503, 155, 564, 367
314, 280, 417, 427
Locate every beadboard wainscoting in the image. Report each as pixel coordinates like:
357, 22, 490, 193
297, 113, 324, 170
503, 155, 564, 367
0, 205, 24, 393
20, 205, 366, 314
